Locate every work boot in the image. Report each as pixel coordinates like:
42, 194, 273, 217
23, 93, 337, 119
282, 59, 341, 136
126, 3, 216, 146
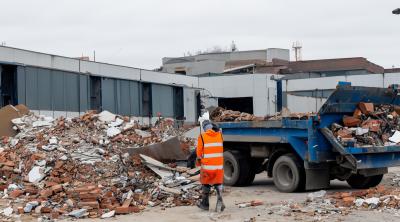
215, 185, 226, 212
197, 186, 210, 211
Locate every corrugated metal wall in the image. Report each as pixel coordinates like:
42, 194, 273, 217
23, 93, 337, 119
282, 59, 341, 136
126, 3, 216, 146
151, 84, 174, 117
17, 66, 89, 113
14, 65, 184, 118
101, 78, 140, 116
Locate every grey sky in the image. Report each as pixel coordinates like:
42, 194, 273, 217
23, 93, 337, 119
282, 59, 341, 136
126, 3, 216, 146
1, 0, 399, 69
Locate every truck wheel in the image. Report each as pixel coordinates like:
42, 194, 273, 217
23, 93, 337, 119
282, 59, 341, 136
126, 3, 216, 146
346, 174, 383, 189
272, 154, 305, 192
223, 151, 251, 186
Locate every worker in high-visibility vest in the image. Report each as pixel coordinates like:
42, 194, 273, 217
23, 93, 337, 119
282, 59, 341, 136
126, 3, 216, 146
196, 120, 225, 212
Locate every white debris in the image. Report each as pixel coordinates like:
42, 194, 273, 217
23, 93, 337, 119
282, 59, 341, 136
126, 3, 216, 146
48, 137, 58, 145
28, 166, 45, 183
41, 145, 57, 151
109, 118, 124, 127
2, 207, 13, 217
107, 127, 121, 138
365, 197, 380, 206
238, 203, 251, 208
7, 184, 18, 191
101, 210, 115, 218
69, 209, 87, 218
307, 190, 327, 201
98, 111, 116, 122
32, 120, 53, 128
24, 201, 39, 213
11, 118, 24, 125
389, 131, 400, 143
135, 129, 152, 138
10, 139, 19, 147
354, 198, 364, 207
356, 127, 369, 136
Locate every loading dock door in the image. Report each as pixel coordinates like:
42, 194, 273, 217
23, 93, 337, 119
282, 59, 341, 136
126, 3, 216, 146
0, 65, 17, 107
90, 76, 102, 111
218, 97, 253, 114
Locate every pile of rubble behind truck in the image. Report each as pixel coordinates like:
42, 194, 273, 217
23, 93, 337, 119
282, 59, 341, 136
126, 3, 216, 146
0, 110, 200, 220
332, 102, 400, 147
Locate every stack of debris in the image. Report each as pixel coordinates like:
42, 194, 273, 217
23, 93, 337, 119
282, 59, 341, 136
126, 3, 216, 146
211, 107, 258, 122
328, 186, 400, 211
0, 110, 199, 220
331, 102, 400, 147
211, 107, 312, 122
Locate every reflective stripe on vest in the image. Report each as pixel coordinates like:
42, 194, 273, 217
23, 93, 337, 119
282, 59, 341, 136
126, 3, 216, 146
202, 165, 223, 170
204, 142, 223, 148
203, 153, 223, 158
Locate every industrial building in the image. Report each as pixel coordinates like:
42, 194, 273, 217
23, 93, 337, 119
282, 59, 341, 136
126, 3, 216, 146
1, 46, 399, 124
0, 46, 201, 124
162, 48, 290, 76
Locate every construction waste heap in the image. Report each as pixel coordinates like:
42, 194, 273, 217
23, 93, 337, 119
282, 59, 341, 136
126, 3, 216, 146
332, 102, 400, 147
0, 108, 200, 221
210, 107, 312, 122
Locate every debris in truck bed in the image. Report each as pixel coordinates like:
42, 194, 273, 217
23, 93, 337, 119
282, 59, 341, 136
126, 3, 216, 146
0, 110, 199, 220
332, 103, 400, 147
211, 107, 313, 122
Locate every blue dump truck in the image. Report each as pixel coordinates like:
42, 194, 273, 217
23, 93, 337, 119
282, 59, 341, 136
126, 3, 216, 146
218, 84, 400, 192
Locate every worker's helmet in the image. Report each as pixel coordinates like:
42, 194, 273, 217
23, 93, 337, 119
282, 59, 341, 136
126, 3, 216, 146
202, 120, 213, 131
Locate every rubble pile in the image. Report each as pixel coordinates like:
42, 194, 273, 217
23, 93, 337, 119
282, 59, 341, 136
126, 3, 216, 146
328, 186, 400, 211
210, 107, 259, 122
332, 102, 400, 147
267, 186, 400, 220
211, 107, 313, 122
0, 110, 200, 220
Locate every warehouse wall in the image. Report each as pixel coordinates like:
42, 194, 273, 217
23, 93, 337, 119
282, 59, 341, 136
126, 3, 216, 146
17, 66, 89, 117
199, 74, 278, 116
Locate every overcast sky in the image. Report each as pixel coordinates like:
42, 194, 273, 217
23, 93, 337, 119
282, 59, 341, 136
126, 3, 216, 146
1, 0, 399, 69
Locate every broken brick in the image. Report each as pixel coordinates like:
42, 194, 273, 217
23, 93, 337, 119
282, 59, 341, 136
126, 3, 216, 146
361, 119, 381, 132
358, 102, 374, 114
115, 206, 140, 214
51, 184, 63, 193
343, 116, 361, 127
79, 201, 100, 209
9, 189, 24, 199
336, 128, 353, 139
353, 108, 362, 118
40, 189, 53, 198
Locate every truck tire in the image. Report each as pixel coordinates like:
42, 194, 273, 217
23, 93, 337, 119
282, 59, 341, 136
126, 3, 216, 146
272, 154, 305, 192
346, 174, 383, 189
223, 151, 251, 186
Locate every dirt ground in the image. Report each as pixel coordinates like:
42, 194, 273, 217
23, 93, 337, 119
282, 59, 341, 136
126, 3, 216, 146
66, 167, 400, 222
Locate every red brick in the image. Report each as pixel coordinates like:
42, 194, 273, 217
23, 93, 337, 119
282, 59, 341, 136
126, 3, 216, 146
353, 108, 362, 118
336, 128, 353, 138
343, 116, 361, 127
17, 207, 24, 214
340, 192, 351, 198
51, 211, 60, 219
41, 207, 52, 213
79, 201, 99, 209
40, 189, 53, 198
361, 119, 381, 132
1, 161, 15, 167
45, 181, 59, 187
24, 187, 38, 195
51, 184, 63, 193
358, 102, 374, 114
79, 193, 98, 200
115, 206, 140, 214
9, 189, 24, 199
122, 198, 132, 208
250, 200, 264, 206
342, 196, 355, 207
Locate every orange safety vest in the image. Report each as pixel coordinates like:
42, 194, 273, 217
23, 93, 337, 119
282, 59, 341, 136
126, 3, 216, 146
196, 129, 224, 185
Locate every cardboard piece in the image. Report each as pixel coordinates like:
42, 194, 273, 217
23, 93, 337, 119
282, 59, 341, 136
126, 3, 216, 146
0, 104, 30, 137
124, 136, 187, 162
